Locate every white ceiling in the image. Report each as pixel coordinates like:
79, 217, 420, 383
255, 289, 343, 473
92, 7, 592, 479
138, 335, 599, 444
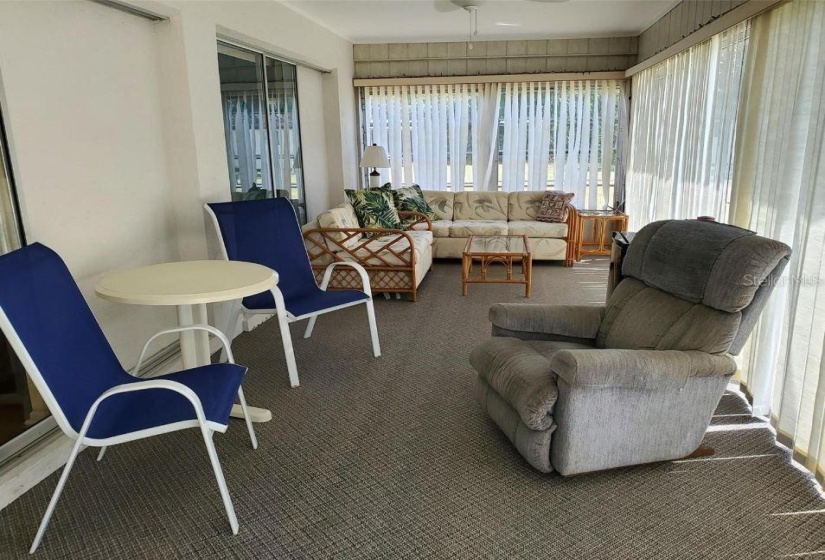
284, 0, 680, 43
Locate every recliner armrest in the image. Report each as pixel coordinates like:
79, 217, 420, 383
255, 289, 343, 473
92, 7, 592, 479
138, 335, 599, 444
550, 349, 736, 391
489, 304, 604, 340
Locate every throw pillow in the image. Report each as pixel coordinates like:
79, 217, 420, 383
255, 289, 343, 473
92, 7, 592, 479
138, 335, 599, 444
391, 184, 438, 222
345, 188, 403, 233
536, 191, 575, 223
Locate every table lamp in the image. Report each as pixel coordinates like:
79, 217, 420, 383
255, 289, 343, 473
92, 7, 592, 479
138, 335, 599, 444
360, 144, 389, 189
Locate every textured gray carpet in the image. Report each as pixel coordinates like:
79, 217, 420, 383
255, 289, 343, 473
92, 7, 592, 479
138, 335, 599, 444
2, 259, 825, 559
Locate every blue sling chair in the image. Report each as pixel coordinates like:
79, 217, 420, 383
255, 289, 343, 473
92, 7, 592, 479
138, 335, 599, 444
205, 198, 381, 388
0, 244, 257, 553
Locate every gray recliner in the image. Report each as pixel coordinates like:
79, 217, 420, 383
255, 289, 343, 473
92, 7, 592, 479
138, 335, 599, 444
470, 219, 791, 475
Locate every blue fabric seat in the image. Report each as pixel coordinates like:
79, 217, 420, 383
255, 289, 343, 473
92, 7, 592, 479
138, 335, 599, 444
0, 243, 255, 552
84, 364, 246, 440
206, 197, 382, 388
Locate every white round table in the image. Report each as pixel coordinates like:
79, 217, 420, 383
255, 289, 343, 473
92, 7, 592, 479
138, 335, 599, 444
96, 260, 277, 423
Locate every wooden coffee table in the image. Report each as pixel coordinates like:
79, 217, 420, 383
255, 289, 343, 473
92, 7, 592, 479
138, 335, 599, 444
462, 234, 532, 297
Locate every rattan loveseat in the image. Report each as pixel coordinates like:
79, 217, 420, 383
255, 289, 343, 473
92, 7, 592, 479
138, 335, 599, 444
302, 206, 434, 301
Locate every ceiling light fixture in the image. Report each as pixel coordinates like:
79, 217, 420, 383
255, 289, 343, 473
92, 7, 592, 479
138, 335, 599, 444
495, 22, 523, 27
464, 5, 479, 50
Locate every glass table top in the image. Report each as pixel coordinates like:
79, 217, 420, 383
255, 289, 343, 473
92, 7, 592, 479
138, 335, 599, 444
466, 235, 530, 255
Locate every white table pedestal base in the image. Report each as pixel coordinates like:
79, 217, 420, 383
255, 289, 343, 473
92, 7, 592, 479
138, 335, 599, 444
231, 404, 272, 423
177, 303, 273, 424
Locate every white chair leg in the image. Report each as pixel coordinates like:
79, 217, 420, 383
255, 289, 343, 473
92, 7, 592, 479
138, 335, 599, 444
366, 300, 381, 357
276, 311, 300, 388
236, 388, 258, 450
200, 428, 238, 535
29, 436, 84, 553
96, 446, 107, 462
303, 316, 318, 339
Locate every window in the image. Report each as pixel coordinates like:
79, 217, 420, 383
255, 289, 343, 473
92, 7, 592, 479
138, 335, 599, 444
217, 42, 307, 224
625, 21, 749, 229
359, 80, 626, 210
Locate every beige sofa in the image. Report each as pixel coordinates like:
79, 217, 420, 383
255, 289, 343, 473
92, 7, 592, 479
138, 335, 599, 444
302, 190, 577, 301
421, 190, 577, 264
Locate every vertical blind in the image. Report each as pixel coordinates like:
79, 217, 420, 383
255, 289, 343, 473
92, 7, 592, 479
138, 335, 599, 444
363, 84, 500, 193
625, 21, 749, 229
500, 80, 623, 208
729, 0, 825, 484
222, 92, 272, 194
361, 80, 627, 210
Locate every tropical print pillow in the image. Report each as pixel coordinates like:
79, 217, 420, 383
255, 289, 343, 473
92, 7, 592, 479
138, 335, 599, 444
345, 188, 403, 233
536, 191, 575, 223
392, 185, 438, 221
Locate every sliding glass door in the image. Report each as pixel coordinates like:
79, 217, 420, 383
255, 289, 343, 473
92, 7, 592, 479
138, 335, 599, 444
217, 42, 307, 224
0, 106, 49, 455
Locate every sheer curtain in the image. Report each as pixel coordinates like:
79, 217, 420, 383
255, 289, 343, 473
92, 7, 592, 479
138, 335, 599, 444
500, 80, 622, 209
729, 0, 825, 484
364, 84, 500, 191
472, 83, 503, 191
626, 21, 749, 229
222, 92, 271, 194
362, 80, 624, 200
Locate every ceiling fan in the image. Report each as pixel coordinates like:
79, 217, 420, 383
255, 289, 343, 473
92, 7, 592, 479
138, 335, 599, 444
434, 0, 569, 12
433, 0, 570, 48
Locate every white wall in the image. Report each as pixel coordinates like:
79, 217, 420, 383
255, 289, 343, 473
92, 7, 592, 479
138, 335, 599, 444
297, 66, 331, 220
0, 0, 358, 368
0, 1, 179, 366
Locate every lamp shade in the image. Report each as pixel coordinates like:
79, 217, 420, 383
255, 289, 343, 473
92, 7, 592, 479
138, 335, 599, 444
360, 145, 390, 168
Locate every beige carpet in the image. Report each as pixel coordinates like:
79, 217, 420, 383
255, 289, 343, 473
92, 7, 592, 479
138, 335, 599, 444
2, 258, 825, 559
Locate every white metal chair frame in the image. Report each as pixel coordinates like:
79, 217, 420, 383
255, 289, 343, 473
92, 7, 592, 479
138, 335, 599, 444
0, 308, 256, 554
205, 204, 381, 388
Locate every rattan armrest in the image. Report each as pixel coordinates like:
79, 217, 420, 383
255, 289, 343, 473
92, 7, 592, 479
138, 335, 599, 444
303, 228, 417, 269
398, 211, 432, 231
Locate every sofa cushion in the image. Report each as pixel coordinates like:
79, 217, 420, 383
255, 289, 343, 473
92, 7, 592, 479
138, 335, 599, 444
341, 230, 433, 267
317, 203, 362, 249
508, 192, 547, 221
345, 189, 403, 233
449, 220, 508, 237
453, 192, 509, 221
508, 220, 568, 238
426, 220, 452, 237
422, 191, 455, 221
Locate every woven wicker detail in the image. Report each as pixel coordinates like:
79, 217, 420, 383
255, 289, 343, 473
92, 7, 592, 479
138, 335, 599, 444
304, 224, 422, 299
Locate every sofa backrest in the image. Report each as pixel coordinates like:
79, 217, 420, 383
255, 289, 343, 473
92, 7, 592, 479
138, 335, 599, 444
422, 191, 455, 221
597, 219, 791, 355
421, 190, 568, 222
452, 192, 509, 221
508, 192, 547, 221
